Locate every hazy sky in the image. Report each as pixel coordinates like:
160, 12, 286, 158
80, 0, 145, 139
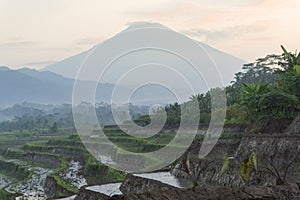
0, 0, 299, 69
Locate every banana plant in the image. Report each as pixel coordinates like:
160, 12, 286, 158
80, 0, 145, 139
280, 46, 300, 98
221, 150, 257, 182
239, 149, 257, 182
281, 45, 300, 75
240, 80, 270, 119
221, 153, 230, 175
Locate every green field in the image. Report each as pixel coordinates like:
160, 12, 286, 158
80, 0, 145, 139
0, 127, 243, 198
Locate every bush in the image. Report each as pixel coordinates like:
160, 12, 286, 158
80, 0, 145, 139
226, 104, 248, 124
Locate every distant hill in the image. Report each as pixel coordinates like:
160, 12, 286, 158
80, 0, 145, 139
0, 66, 10, 71
0, 67, 116, 107
0, 68, 67, 106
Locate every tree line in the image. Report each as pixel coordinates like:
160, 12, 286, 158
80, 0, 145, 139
134, 46, 300, 127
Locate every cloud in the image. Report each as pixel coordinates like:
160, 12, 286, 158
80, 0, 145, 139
127, 0, 297, 30
181, 23, 271, 42
21, 60, 56, 67
6, 35, 24, 41
125, 0, 300, 62
182, 29, 231, 42
0, 41, 38, 48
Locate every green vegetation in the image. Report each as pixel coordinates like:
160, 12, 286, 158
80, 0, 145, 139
240, 47, 300, 121
0, 103, 150, 134
103, 128, 176, 153
0, 189, 16, 200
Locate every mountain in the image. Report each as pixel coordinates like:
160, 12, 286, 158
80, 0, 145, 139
43, 23, 245, 86
1, 23, 246, 107
41, 50, 92, 81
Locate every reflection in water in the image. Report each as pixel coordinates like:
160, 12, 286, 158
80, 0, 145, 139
97, 155, 116, 165
134, 172, 193, 188
85, 171, 192, 197
86, 183, 122, 196
55, 195, 77, 200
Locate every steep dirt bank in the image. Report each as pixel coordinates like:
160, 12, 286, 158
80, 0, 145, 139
112, 182, 300, 200
24, 152, 61, 168
286, 113, 300, 135
177, 117, 300, 187
0, 149, 61, 168
75, 180, 300, 200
